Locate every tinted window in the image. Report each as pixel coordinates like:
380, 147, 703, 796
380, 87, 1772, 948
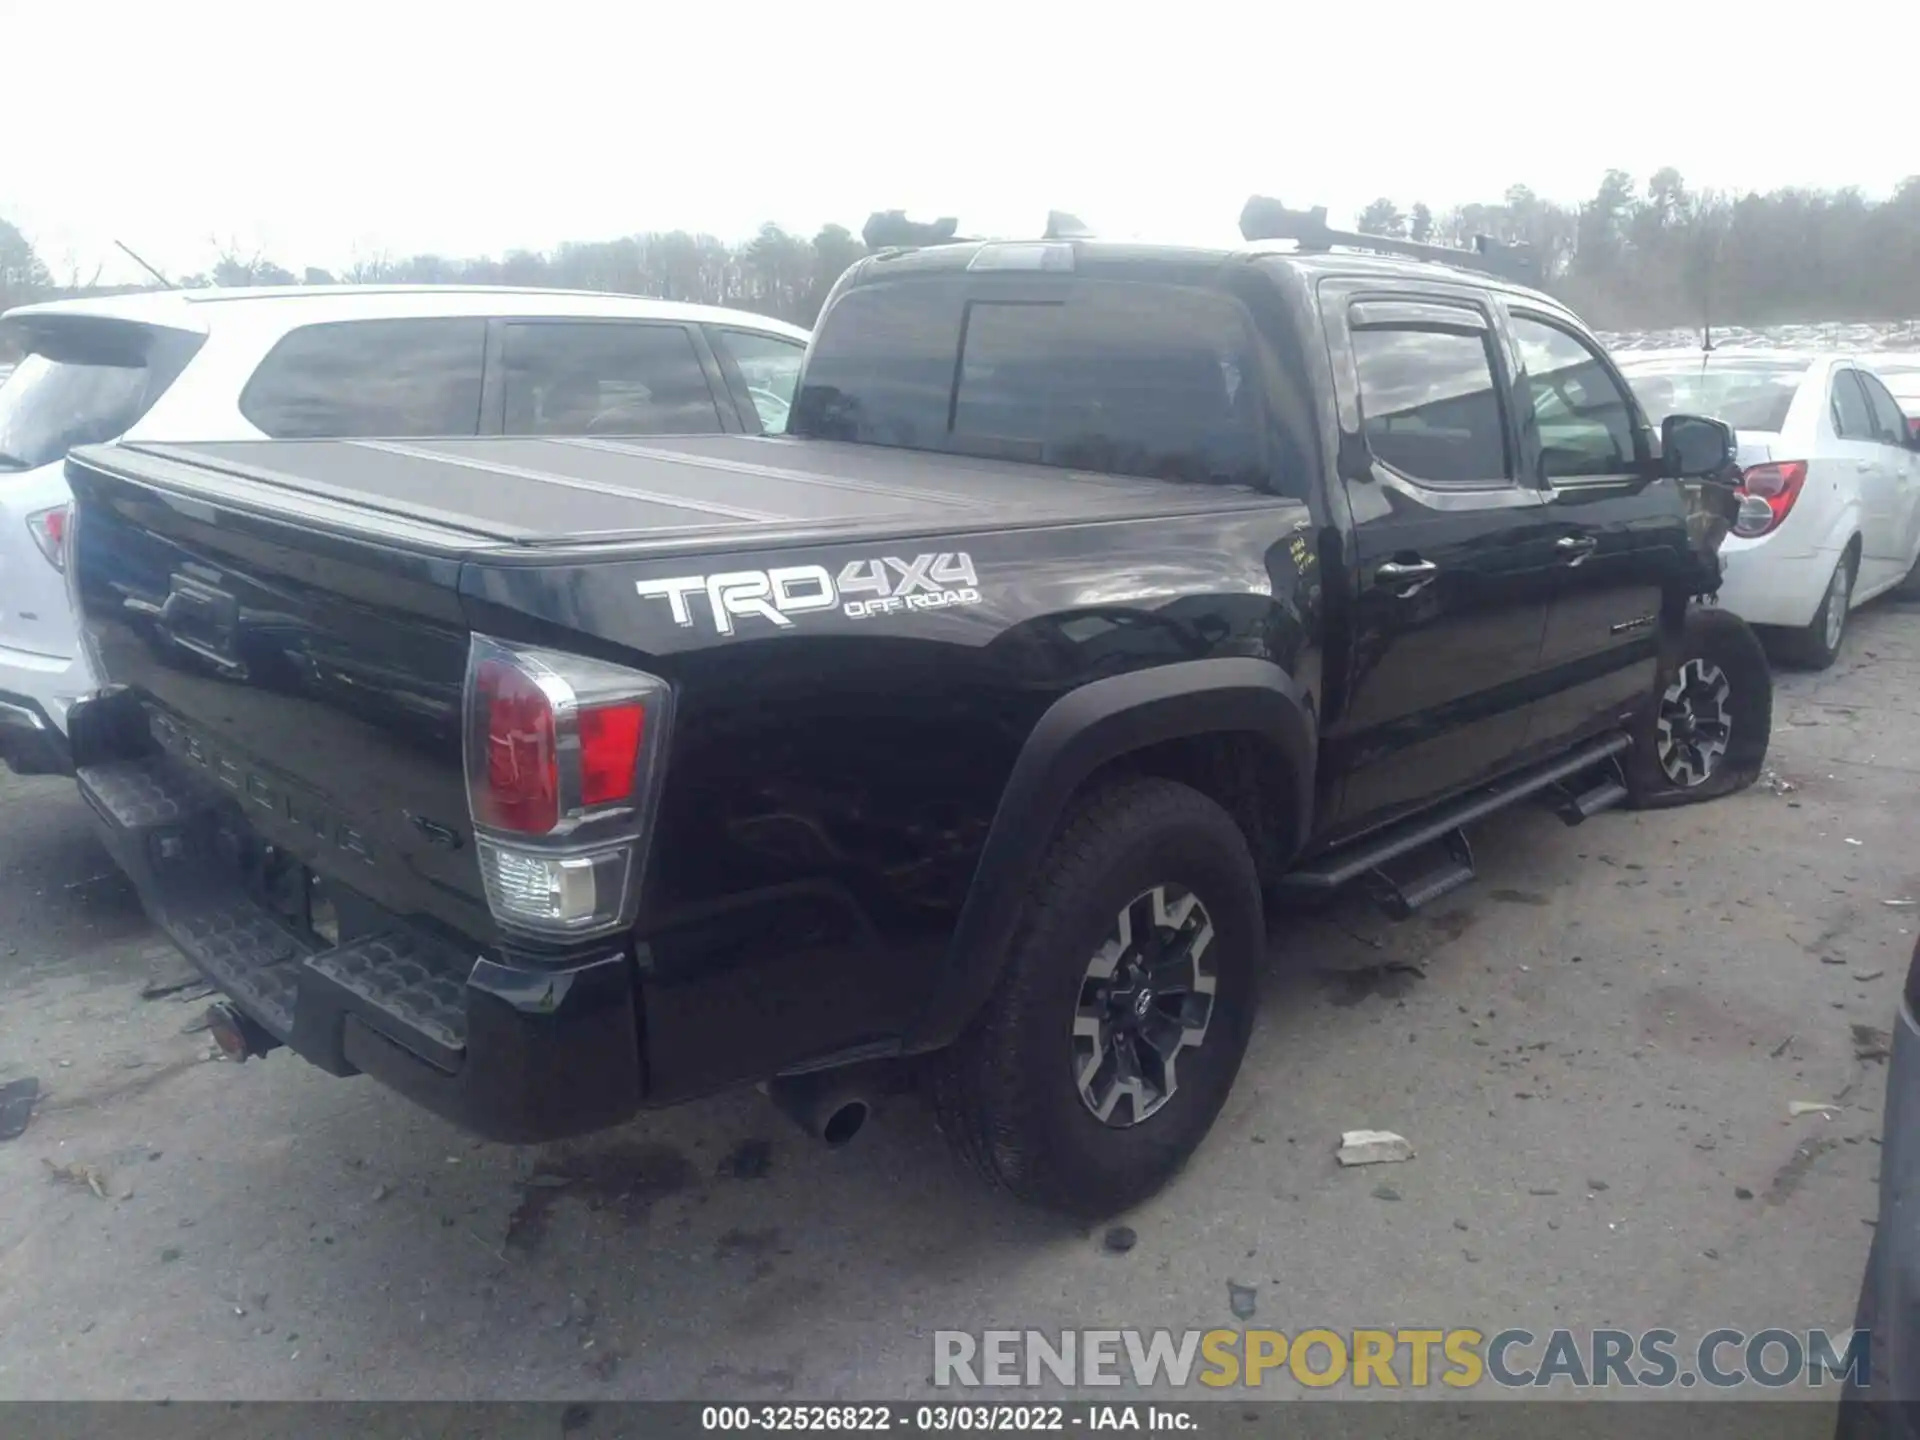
1619, 358, 1805, 433
1511, 315, 1638, 478
241, 319, 484, 438
1350, 325, 1509, 484
1831, 370, 1874, 440
1857, 370, 1910, 446
502, 322, 722, 435
712, 328, 806, 433
795, 280, 1271, 489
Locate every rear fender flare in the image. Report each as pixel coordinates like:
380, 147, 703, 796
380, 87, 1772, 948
904, 657, 1315, 1052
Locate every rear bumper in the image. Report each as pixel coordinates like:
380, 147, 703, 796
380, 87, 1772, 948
0, 690, 73, 776
77, 752, 644, 1143
1714, 536, 1840, 630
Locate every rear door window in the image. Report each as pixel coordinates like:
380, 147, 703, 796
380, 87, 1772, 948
1349, 322, 1510, 485
0, 318, 201, 471
240, 318, 487, 438
794, 278, 1273, 490
1830, 369, 1875, 440
501, 322, 724, 435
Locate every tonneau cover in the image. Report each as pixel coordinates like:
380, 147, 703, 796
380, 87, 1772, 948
72, 434, 1277, 554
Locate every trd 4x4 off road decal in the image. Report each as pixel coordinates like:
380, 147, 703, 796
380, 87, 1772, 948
635, 552, 982, 635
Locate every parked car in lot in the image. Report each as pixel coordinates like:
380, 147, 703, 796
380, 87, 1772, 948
61, 203, 1768, 1216
1618, 349, 1920, 669
0, 285, 808, 775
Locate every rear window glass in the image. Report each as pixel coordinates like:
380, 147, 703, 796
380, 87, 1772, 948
0, 353, 148, 471
793, 280, 1269, 488
241, 318, 486, 438
0, 319, 192, 472
1619, 360, 1806, 433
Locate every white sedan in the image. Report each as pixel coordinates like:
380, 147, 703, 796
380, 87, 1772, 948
1619, 349, 1920, 669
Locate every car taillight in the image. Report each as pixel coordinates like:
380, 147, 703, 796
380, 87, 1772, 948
463, 635, 671, 941
1732, 461, 1808, 539
26, 504, 69, 571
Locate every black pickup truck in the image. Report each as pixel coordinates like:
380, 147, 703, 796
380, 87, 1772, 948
61, 203, 1769, 1216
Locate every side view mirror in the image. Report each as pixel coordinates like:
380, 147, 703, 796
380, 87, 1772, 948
1662, 413, 1738, 481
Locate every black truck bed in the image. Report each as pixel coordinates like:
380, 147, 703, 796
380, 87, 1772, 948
84, 435, 1279, 556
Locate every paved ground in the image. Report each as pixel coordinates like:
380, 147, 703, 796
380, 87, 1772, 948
1, 606, 1916, 1419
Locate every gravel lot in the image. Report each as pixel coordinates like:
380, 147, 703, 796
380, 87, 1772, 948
1, 604, 1914, 1420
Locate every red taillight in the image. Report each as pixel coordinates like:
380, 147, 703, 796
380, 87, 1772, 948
579, 702, 645, 806
475, 658, 560, 834
463, 636, 671, 940
27, 504, 69, 571
1733, 460, 1808, 539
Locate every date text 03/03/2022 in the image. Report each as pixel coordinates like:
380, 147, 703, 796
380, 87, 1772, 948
700, 1404, 1195, 1432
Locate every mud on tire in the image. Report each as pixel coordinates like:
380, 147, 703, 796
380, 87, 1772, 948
928, 777, 1263, 1217
1627, 605, 1772, 810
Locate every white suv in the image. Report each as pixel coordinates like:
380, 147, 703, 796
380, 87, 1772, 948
1618, 349, 1920, 669
0, 285, 809, 773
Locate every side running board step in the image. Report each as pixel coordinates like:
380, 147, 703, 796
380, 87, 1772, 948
1551, 762, 1629, 827
1366, 829, 1475, 921
1280, 731, 1633, 897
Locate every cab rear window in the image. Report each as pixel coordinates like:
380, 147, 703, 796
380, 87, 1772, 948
792, 278, 1269, 488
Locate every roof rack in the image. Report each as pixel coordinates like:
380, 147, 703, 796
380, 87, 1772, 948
1238, 196, 1540, 287
860, 210, 1094, 251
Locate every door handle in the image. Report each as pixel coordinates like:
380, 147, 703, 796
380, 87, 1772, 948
1556, 534, 1598, 566
1858, 460, 1875, 473
1375, 559, 1439, 592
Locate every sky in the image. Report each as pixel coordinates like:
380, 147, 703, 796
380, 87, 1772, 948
7, 0, 1917, 287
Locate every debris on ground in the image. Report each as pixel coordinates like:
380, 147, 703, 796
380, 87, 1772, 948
1790, 1101, 1841, 1118
1587, 1179, 1610, 1193
1336, 1129, 1414, 1167
43, 1158, 115, 1199
1854, 1025, 1893, 1064
1884, 900, 1917, 909
1771, 1035, 1796, 1058
139, 952, 208, 1001
372, 1183, 391, 1203
0, 1077, 39, 1141
1228, 1282, 1258, 1320
1845, 838, 1864, 847
1528, 1187, 1559, 1197
1856, 970, 1887, 983
1102, 1226, 1137, 1254
1762, 771, 1797, 796
1371, 1184, 1402, 1201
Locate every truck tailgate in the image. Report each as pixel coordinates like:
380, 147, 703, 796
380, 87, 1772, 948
66, 447, 491, 940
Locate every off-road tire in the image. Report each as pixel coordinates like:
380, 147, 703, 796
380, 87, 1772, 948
1776, 550, 1856, 670
1627, 605, 1772, 809
929, 777, 1262, 1217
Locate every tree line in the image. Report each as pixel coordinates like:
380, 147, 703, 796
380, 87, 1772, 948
1357, 169, 1920, 329
4, 168, 1919, 349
